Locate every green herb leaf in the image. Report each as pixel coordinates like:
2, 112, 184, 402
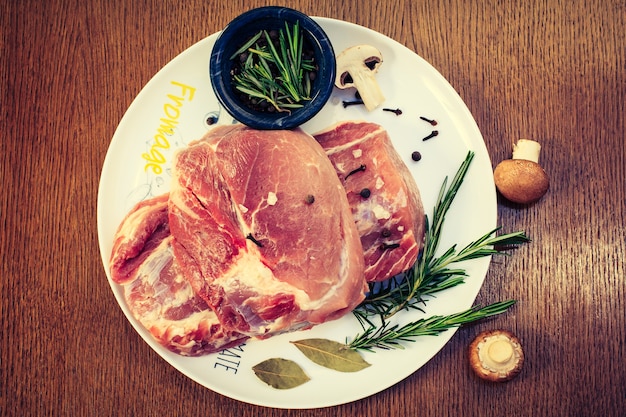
291, 338, 371, 372
252, 358, 310, 389
349, 300, 517, 352
229, 30, 263, 60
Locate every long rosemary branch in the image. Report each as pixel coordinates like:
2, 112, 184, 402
348, 151, 529, 351
355, 152, 530, 321
349, 300, 517, 352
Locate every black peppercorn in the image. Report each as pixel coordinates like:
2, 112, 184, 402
359, 188, 371, 198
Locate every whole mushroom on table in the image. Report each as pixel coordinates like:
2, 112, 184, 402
469, 329, 524, 382
493, 139, 550, 204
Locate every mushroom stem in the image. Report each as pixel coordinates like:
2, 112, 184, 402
512, 139, 541, 163
487, 339, 514, 364
352, 71, 385, 111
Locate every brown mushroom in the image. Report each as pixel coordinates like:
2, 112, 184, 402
469, 329, 524, 382
335, 45, 385, 111
493, 139, 550, 204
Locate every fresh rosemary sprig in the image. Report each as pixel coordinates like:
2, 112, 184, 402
230, 21, 315, 113
348, 151, 530, 351
355, 151, 530, 321
349, 300, 517, 351
355, 228, 530, 321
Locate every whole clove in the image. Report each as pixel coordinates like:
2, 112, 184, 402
342, 99, 364, 108
419, 116, 438, 126
246, 233, 263, 247
344, 164, 366, 180
422, 130, 439, 141
383, 108, 403, 116
380, 242, 401, 251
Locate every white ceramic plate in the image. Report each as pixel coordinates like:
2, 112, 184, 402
97, 17, 496, 409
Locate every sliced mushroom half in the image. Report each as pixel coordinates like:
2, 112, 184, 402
335, 45, 385, 111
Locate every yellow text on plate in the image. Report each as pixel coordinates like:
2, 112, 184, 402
142, 81, 196, 175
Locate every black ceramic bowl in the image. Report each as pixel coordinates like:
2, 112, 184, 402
209, 7, 336, 130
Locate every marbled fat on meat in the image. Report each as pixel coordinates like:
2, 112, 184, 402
314, 121, 425, 282
168, 125, 367, 338
109, 194, 248, 356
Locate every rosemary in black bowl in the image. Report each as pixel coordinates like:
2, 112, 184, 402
230, 21, 318, 114
210, 6, 335, 130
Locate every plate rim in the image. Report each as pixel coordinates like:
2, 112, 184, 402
97, 15, 497, 409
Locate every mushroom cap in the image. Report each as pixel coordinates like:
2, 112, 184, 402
469, 329, 524, 382
334, 44, 383, 87
493, 159, 549, 204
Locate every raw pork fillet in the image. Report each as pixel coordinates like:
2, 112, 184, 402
314, 121, 425, 282
109, 194, 248, 356
168, 125, 367, 338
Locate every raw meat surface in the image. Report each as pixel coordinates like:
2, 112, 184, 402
314, 121, 425, 282
168, 125, 367, 338
110, 194, 248, 356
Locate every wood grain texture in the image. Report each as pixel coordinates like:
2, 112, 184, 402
1, 0, 624, 416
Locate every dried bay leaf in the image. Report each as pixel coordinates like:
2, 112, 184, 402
252, 358, 310, 389
291, 338, 371, 372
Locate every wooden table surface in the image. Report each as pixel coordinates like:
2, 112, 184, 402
2, 0, 624, 415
